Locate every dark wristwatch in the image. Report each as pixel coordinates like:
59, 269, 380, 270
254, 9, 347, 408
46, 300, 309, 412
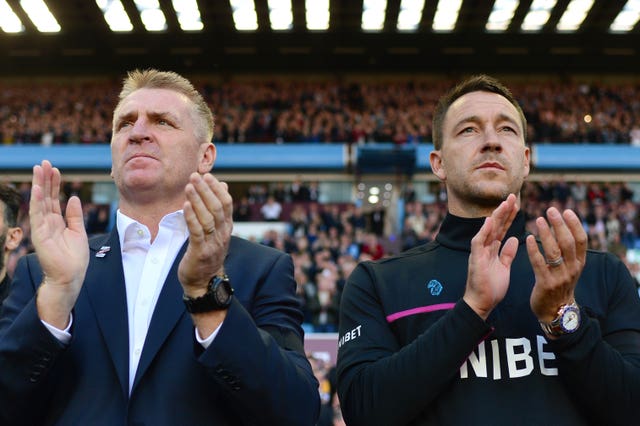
539, 301, 581, 336
183, 274, 234, 313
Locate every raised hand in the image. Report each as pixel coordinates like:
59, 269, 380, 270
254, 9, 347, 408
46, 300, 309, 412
30, 160, 89, 328
178, 173, 233, 298
463, 194, 519, 320
526, 207, 587, 324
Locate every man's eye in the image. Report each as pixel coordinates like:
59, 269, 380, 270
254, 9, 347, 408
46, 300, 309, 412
117, 121, 132, 129
501, 126, 516, 133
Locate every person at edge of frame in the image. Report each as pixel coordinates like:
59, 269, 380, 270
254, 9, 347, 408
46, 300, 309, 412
336, 74, 640, 426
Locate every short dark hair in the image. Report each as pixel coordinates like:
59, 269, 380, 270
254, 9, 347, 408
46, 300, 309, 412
432, 74, 527, 150
0, 183, 21, 228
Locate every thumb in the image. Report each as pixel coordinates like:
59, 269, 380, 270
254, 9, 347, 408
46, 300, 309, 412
65, 196, 86, 233
499, 236, 518, 267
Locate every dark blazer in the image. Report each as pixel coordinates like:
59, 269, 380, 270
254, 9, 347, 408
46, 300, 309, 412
0, 231, 319, 426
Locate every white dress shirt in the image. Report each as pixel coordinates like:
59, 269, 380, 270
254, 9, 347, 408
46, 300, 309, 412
118, 210, 188, 393
43, 209, 222, 394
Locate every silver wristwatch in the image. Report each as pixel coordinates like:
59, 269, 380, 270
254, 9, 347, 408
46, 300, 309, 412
539, 301, 581, 336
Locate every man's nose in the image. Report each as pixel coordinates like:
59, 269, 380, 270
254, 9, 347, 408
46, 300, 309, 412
128, 118, 151, 143
481, 128, 503, 152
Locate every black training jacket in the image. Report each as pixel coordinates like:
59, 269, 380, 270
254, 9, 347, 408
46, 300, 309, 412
337, 212, 640, 426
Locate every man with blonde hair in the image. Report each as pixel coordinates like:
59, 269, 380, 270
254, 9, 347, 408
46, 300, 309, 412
0, 69, 319, 425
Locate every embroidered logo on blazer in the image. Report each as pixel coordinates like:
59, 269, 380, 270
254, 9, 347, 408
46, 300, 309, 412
96, 246, 111, 258
427, 279, 443, 296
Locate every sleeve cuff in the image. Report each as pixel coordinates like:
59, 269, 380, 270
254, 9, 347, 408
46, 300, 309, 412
41, 313, 73, 345
196, 320, 224, 349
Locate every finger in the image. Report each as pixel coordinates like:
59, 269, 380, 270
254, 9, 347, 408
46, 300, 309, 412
563, 209, 587, 265
525, 234, 548, 276
499, 196, 518, 240
185, 179, 216, 235
51, 166, 62, 216
42, 161, 53, 214
471, 216, 494, 250
30, 164, 45, 223
210, 177, 232, 219
488, 194, 517, 242
182, 200, 203, 238
546, 207, 575, 265
204, 174, 233, 231
192, 174, 226, 231
535, 214, 562, 264
65, 196, 86, 234
499, 236, 518, 267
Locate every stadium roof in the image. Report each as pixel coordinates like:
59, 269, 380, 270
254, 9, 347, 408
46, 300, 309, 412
1, 0, 640, 76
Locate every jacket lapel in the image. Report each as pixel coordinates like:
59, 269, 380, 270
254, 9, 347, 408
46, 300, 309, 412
131, 241, 188, 393
84, 230, 129, 399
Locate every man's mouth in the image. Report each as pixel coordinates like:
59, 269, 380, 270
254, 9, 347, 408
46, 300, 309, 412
477, 162, 504, 170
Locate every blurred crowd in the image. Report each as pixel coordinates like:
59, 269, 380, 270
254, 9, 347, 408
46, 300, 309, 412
4, 177, 639, 426
4, 75, 640, 426
3, 78, 640, 145
5, 178, 639, 337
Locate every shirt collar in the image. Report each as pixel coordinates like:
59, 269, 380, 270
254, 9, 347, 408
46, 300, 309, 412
116, 209, 187, 249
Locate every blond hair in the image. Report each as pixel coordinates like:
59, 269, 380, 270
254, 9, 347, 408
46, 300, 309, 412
114, 69, 214, 143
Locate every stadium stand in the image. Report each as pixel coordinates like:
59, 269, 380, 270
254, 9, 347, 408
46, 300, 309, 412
3, 79, 640, 146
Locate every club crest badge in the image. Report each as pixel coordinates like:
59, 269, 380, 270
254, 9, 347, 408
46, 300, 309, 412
427, 279, 443, 296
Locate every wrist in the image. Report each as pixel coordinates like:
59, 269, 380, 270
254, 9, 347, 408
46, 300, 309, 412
539, 301, 581, 337
36, 281, 77, 329
182, 284, 209, 299
183, 274, 234, 314
462, 295, 492, 321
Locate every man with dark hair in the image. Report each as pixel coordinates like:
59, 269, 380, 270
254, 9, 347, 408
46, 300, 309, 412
337, 75, 640, 425
0, 69, 319, 425
0, 183, 23, 304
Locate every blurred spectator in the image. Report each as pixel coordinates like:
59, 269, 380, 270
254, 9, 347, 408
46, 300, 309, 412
271, 182, 288, 203
360, 232, 384, 260
345, 205, 367, 231
85, 203, 110, 235
260, 195, 282, 221
290, 178, 311, 201
233, 196, 252, 222
307, 268, 341, 333
308, 181, 320, 202
0, 183, 23, 304
402, 182, 417, 203
369, 207, 385, 236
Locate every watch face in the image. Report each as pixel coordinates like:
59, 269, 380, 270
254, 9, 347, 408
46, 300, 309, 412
214, 279, 232, 305
561, 307, 580, 332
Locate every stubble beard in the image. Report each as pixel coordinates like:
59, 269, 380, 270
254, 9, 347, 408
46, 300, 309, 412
451, 176, 522, 210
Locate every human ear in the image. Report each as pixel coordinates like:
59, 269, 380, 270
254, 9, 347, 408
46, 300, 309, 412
198, 143, 216, 174
429, 150, 446, 181
5, 227, 23, 251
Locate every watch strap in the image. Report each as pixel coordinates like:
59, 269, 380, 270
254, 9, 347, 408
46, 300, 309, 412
539, 301, 580, 336
183, 274, 233, 313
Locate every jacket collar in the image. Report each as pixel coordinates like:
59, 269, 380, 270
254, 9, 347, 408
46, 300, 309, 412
435, 211, 528, 252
